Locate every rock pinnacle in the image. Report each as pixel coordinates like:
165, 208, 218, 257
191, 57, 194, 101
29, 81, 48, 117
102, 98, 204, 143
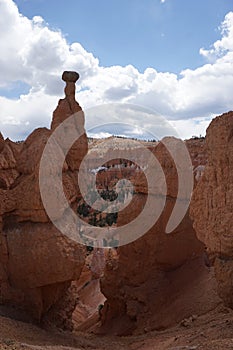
62, 71, 80, 99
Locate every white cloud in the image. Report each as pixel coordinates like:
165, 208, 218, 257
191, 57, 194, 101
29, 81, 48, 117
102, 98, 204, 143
200, 12, 233, 61
84, 104, 178, 140
170, 117, 213, 139
0, 0, 233, 140
0, 89, 57, 140
0, 0, 98, 91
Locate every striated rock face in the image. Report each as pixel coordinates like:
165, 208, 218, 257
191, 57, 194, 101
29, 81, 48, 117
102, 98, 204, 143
71, 249, 106, 332
190, 111, 233, 308
99, 137, 220, 335
0, 72, 87, 326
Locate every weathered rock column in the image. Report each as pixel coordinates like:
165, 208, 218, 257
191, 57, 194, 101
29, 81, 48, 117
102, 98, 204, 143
51, 71, 88, 170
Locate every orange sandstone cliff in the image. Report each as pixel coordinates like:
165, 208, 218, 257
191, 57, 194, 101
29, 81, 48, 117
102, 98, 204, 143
191, 111, 233, 308
99, 137, 220, 335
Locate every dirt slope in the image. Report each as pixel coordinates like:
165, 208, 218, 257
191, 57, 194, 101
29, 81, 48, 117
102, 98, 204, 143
1, 304, 233, 350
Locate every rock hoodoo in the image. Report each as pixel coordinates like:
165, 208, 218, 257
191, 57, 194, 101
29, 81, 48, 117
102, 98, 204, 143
51, 71, 87, 171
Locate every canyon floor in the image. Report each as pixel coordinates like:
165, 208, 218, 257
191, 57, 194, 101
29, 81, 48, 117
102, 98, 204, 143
1, 304, 233, 350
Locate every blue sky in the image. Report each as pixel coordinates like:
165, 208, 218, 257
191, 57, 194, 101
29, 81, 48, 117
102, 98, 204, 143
0, 0, 233, 140
14, 0, 231, 73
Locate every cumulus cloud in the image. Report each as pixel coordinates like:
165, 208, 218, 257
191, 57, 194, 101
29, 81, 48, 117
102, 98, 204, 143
0, 0, 233, 140
200, 12, 233, 61
170, 117, 213, 139
0, 90, 57, 140
85, 104, 178, 140
0, 0, 98, 91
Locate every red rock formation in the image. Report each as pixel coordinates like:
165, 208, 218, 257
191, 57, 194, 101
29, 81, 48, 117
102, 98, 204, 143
0, 70, 225, 336
0, 137, 20, 190
190, 111, 233, 308
0, 133, 4, 153
51, 71, 88, 171
71, 250, 106, 332
99, 137, 220, 335
0, 72, 87, 326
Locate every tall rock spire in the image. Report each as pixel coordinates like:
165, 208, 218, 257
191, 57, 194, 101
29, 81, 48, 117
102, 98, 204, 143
51, 71, 88, 170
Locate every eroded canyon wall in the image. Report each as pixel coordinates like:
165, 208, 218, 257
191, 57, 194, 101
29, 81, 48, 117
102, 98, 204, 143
99, 137, 220, 335
191, 111, 233, 308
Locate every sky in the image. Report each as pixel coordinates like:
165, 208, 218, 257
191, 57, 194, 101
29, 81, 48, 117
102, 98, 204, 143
0, 0, 233, 140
